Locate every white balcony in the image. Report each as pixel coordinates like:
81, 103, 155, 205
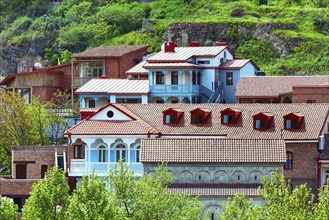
69, 159, 143, 177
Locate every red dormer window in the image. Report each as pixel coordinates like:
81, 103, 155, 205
253, 112, 274, 130
283, 112, 304, 130
190, 108, 211, 125
162, 108, 184, 124
220, 108, 241, 124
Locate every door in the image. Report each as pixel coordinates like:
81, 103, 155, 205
16, 164, 27, 179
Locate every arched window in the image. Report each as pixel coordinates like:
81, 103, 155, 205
115, 144, 126, 162
41, 165, 48, 179
136, 146, 140, 162
98, 145, 106, 162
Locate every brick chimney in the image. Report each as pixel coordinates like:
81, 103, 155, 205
164, 41, 177, 52
216, 42, 228, 47
189, 41, 200, 47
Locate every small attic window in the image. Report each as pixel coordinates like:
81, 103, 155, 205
221, 108, 241, 124
283, 112, 304, 130
190, 108, 211, 125
162, 108, 184, 124
253, 112, 273, 130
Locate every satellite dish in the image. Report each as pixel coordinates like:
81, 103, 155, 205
34, 62, 42, 69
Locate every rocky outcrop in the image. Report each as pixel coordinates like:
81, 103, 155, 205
162, 22, 300, 57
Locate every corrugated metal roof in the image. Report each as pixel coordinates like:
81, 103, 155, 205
148, 46, 226, 62
141, 139, 285, 163
126, 60, 148, 75
219, 59, 250, 69
75, 79, 150, 94
143, 62, 203, 69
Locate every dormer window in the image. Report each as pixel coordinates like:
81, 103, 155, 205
162, 108, 184, 124
283, 112, 304, 130
221, 108, 241, 124
253, 112, 274, 130
190, 108, 211, 125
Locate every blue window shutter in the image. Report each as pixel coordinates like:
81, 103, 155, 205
130, 150, 136, 162
256, 120, 260, 129
286, 120, 291, 129
165, 115, 170, 124
223, 115, 228, 123
110, 150, 115, 162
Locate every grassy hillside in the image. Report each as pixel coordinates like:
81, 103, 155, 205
1, 0, 329, 75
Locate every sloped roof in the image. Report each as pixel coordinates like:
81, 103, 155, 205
72, 45, 148, 58
122, 103, 329, 140
75, 79, 149, 94
219, 59, 259, 70
147, 46, 227, 62
236, 76, 329, 98
126, 60, 148, 76
141, 139, 285, 163
168, 183, 261, 196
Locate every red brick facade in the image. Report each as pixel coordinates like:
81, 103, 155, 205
292, 85, 329, 103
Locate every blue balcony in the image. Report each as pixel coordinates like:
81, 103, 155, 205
69, 159, 143, 177
150, 85, 200, 94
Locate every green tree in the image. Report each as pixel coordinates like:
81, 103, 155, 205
109, 162, 205, 219
66, 173, 121, 219
22, 166, 70, 220
259, 172, 314, 220
220, 194, 261, 220
0, 196, 18, 220
313, 181, 329, 219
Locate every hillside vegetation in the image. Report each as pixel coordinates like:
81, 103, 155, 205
1, 0, 329, 75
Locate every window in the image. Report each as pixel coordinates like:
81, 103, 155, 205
88, 99, 95, 108
197, 60, 210, 64
224, 51, 227, 59
192, 71, 196, 85
107, 111, 114, 118
74, 145, 83, 159
80, 62, 104, 78
98, 145, 106, 163
286, 120, 297, 129
284, 151, 293, 170
255, 119, 267, 129
16, 164, 27, 179
307, 100, 316, 103
223, 114, 234, 124
165, 114, 176, 124
155, 72, 164, 84
171, 71, 178, 84
136, 146, 140, 162
41, 165, 48, 179
115, 144, 126, 162
15, 88, 31, 104
226, 72, 233, 85
192, 114, 203, 124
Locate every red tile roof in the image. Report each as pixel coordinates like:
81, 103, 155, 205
72, 45, 148, 58
236, 76, 329, 98
141, 139, 285, 163
121, 103, 329, 140
168, 183, 261, 196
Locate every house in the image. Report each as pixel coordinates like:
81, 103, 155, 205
63, 103, 329, 213
0, 63, 74, 103
71, 45, 149, 91
74, 42, 259, 107
0, 146, 66, 211
235, 76, 329, 103
75, 79, 149, 108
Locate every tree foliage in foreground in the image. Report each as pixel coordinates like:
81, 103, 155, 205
0, 195, 18, 220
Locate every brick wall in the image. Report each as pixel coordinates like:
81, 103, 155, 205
12, 146, 66, 179
119, 47, 148, 78
105, 58, 120, 79
292, 86, 329, 103
284, 142, 318, 192
0, 179, 37, 196
32, 86, 63, 103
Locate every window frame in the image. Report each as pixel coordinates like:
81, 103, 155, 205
115, 144, 127, 162
98, 145, 106, 163
284, 151, 293, 170
155, 71, 164, 84
171, 71, 178, 84
226, 72, 233, 86
192, 114, 203, 124
74, 145, 84, 159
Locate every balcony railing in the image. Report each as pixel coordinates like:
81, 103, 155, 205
70, 159, 143, 176
151, 84, 200, 94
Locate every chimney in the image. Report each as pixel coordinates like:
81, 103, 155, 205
189, 41, 200, 47
100, 75, 108, 79
216, 42, 228, 47
28, 66, 35, 72
164, 41, 177, 52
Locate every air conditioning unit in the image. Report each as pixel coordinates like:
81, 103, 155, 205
319, 135, 325, 150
